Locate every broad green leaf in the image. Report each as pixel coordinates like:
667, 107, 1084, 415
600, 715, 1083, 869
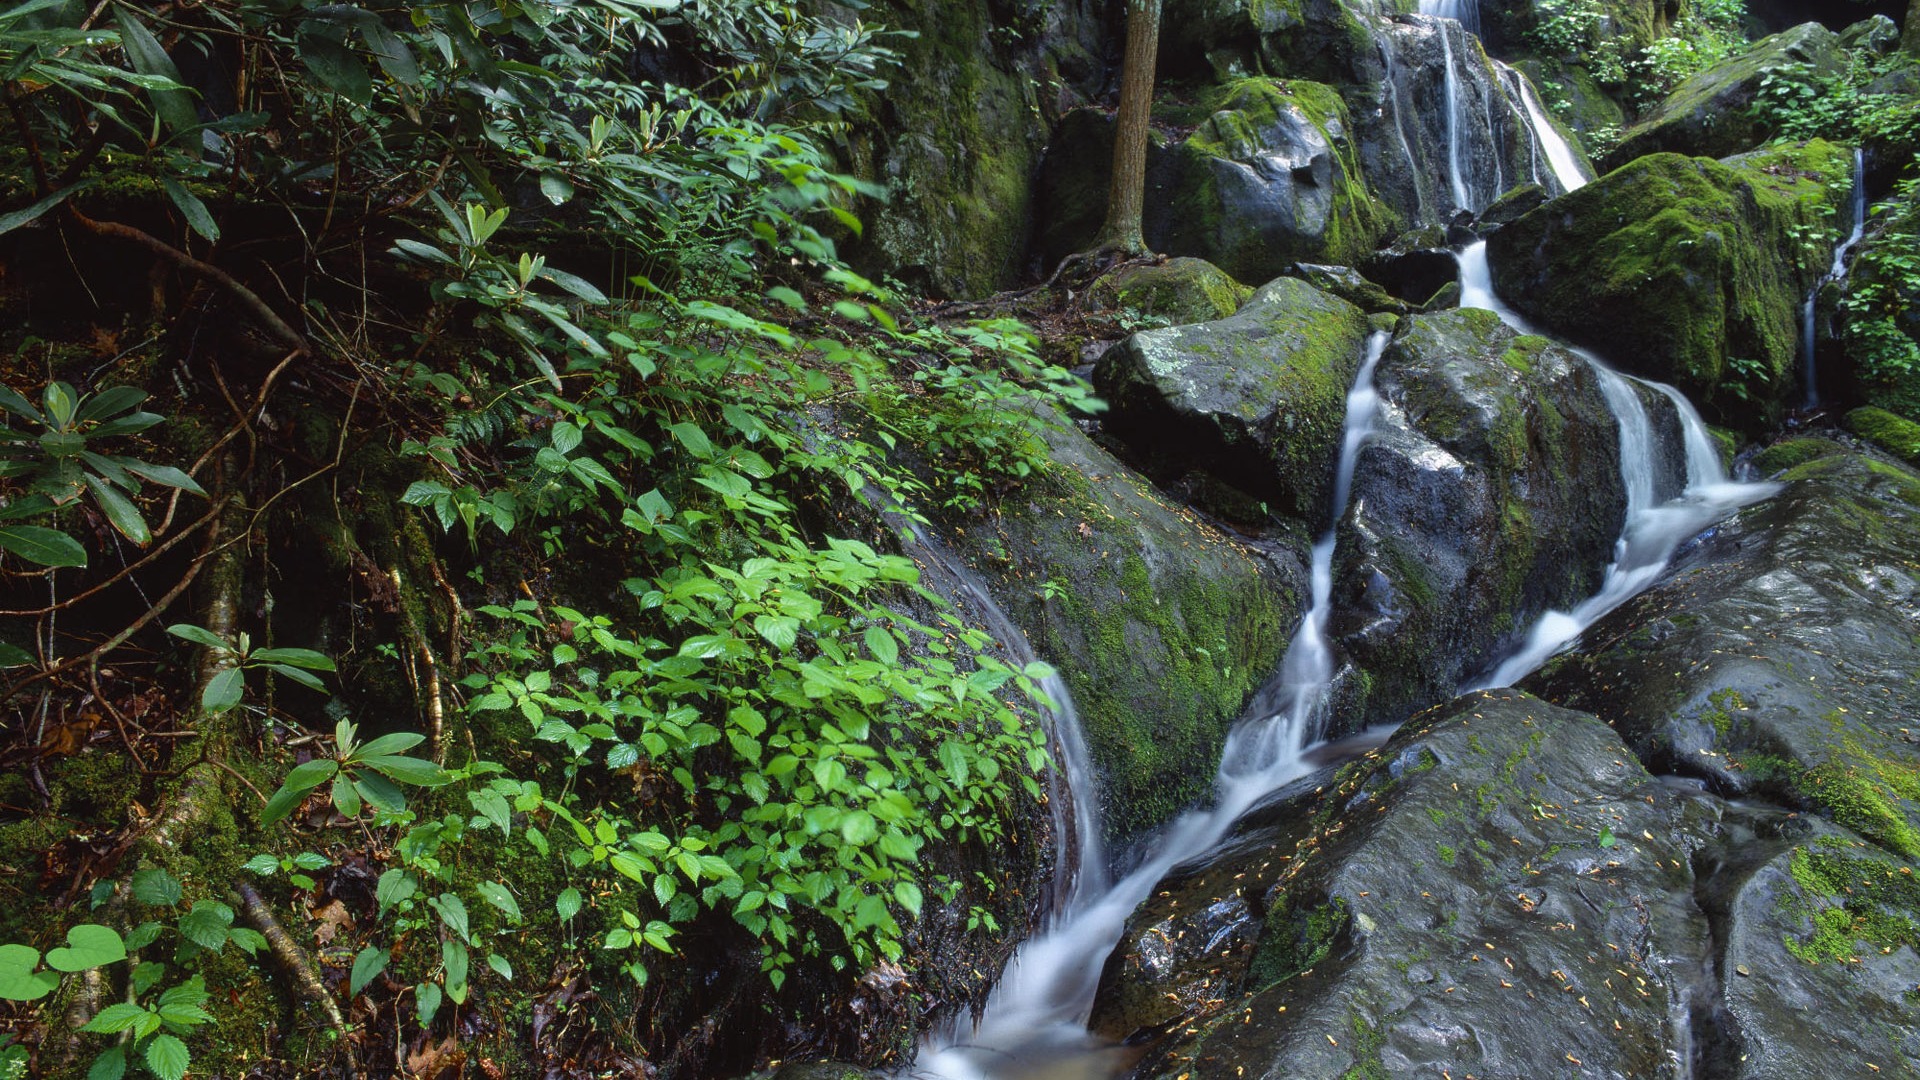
75, 387, 147, 423
242, 854, 280, 875
130, 868, 182, 907
84, 473, 148, 543
45, 924, 126, 972
667, 422, 713, 459
442, 938, 469, 1004
165, 624, 231, 652
144, 1033, 189, 1080
0, 524, 86, 567
893, 880, 923, 918
264, 663, 327, 692
0, 944, 57, 1001
475, 880, 522, 923
415, 980, 442, 1027
331, 771, 362, 818
177, 901, 234, 952
349, 946, 388, 997
86, 1044, 126, 1080
360, 754, 447, 786
199, 666, 244, 715
297, 28, 372, 104
864, 625, 898, 666
111, 11, 197, 139
539, 173, 575, 205
555, 887, 582, 922
353, 731, 421, 757
119, 459, 205, 496
0, 641, 34, 667
81, 1003, 149, 1034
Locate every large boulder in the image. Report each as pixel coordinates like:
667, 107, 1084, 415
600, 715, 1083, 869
1036, 79, 1393, 283
1092, 276, 1377, 524
1086, 257, 1252, 325
1486, 140, 1852, 429
1333, 308, 1631, 729
1526, 450, 1920, 859
1106, 690, 1715, 1079
1605, 22, 1845, 168
949, 408, 1306, 845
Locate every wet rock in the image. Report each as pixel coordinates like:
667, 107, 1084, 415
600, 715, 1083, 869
949, 407, 1305, 846
1525, 450, 1920, 859
1092, 276, 1375, 524
1289, 263, 1413, 316
1605, 22, 1844, 168
1087, 257, 1252, 325
1036, 79, 1392, 283
1487, 141, 1853, 429
1336, 308, 1629, 728
1360, 243, 1459, 306
1477, 181, 1546, 230
1116, 690, 1714, 1079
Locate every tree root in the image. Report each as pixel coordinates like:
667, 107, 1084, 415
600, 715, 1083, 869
233, 882, 360, 1078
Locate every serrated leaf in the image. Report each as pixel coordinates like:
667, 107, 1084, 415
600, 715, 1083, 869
81, 1003, 149, 1034
145, 1033, 189, 1080
177, 901, 234, 952
86, 1044, 126, 1080
130, 868, 181, 907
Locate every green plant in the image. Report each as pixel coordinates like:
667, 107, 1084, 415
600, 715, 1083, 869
163, 624, 335, 715
260, 720, 447, 825
0, 382, 203, 565
240, 851, 333, 890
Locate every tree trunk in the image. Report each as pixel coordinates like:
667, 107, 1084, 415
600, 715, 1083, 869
1095, 0, 1161, 256
1906, 0, 1920, 56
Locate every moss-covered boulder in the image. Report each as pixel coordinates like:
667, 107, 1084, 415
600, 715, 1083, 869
1289, 262, 1415, 315
1846, 406, 1920, 462
1526, 450, 1920, 860
1035, 79, 1393, 283
1486, 141, 1852, 429
1159, 0, 1380, 86
1605, 22, 1845, 168
1086, 257, 1253, 325
1104, 690, 1711, 1078
1092, 276, 1375, 524
1334, 308, 1628, 728
840, 0, 1108, 297
949, 408, 1304, 845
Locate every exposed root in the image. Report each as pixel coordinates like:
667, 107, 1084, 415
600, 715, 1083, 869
233, 882, 360, 1077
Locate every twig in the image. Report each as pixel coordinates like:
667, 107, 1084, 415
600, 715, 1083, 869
232, 882, 360, 1078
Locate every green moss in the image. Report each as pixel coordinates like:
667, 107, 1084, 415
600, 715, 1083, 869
1089, 258, 1253, 324
1754, 437, 1845, 474
1782, 844, 1920, 964
1436, 843, 1457, 866
1846, 406, 1920, 465
1698, 687, 1752, 738
1246, 896, 1349, 990
1794, 737, 1920, 858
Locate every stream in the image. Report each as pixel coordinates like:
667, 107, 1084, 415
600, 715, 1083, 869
908, 8, 1773, 1078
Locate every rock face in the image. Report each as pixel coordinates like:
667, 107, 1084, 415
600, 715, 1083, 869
1093, 689, 1920, 1079
1526, 450, 1920, 859
1605, 22, 1845, 168
1036, 79, 1393, 284
843, 0, 1109, 297
1837, 186, 1920, 422
1086, 258, 1252, 325
1092, 276, 1377, 524
1334, 308, 1630, 729
950, 408, 1305, 845
1487, 141, 1850, 429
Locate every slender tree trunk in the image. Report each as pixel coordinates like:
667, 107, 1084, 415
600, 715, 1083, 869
1096, 0, 1161, 255
1906, 0, 1920, 56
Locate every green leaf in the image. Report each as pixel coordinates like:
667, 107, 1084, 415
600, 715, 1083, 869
0, 641, 35, 667
415, 980, 442, 1027
0, 524, 86, 567
540, 173, 575, 205
199, 666, 244, 715
376, 869, 418, 917
476, 881, 522, 923
360, 754, 447, 786
428, 894, 470, 943
297, 27, 372, 104
242, 854, 279, 875
130, 868, 182, 907
84, 473, 149, 543
161, 178, 218, 242
487, 952, 513, 980
177, 901, 234, 952
81, 1003, 149, 1034
165, 624, 231, 652
864, 625, 898, 666
667, 422, 714, 460
893, 880, 923, 918
45, 924, 126, 972
350, 946, 389, 997
118, 460, 205, 496
556, 887, 582, 922
144, 1033, 189, 1080
75, 387, 148, 423
839, 810, 877, 847
0, 944, 58, 1001
112, 10, 198, 139
86, 1044, 126, 1080
442, 938, 469, 1004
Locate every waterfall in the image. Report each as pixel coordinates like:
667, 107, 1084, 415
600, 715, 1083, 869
1508, 67, 1589, 194
1438, 24, 1473, 213
1499, 67, 1545, 189
1418, 0, 1479, 38
913, 332, 1394, 1080
1803, 147, 1869, 407
1379, 39, 1428, 214
901, 521, 1107, 915
1455, 242, 1774, 688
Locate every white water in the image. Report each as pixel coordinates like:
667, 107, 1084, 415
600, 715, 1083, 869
1418, 0, 1480, 38
1438, 24, 1473, 213
1803, 147, 1869, 408
902, 521, 1107, 915
1509, 67, 1589, 194
1455, 242, 1775, 688
914, 332, 1393, 1080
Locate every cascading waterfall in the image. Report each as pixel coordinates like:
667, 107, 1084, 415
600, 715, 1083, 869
1378, 39, 1428, 212
1498, 66, 1545, 189
1438, 24, 1473, 213
1418, 0, 1479, 38
1455, 241, 1776, 688
1509, 67, 1590, 194
1803, 147, 1869, 407
901, 520, 1107, 915
914, 332, 1393, 1080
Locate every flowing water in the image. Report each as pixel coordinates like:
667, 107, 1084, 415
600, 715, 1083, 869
1455, 241, 1777, 689
1417, 0, 1479, 38
1438, 24, 1473, 213
912, 331, 1393, 1080
1508, 66, 1589, 194
1802, 147, 1869, 408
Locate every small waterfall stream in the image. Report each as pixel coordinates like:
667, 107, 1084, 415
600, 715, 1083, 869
1438, 25, 1473, 213
915, 332, 1394, 1080
1802, 147, 1869, 408
1455, 241, 1777, 689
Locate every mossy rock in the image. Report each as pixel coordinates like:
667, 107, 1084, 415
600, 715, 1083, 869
948, 407, 1304, 845
1509, 56, 1625, 145
1487, 141, 1854, 430
1753, 436, 1847, 475
1335, 308, 1629, 728
1605, 22, 1845, 168
1092, 276, 1375, 524
1087, 257, 1254, 324
1845, 406, 1920, 463
1526, 450, 1920, 861
1035, 78, 1394, 283
1837, 189, 1920, 420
